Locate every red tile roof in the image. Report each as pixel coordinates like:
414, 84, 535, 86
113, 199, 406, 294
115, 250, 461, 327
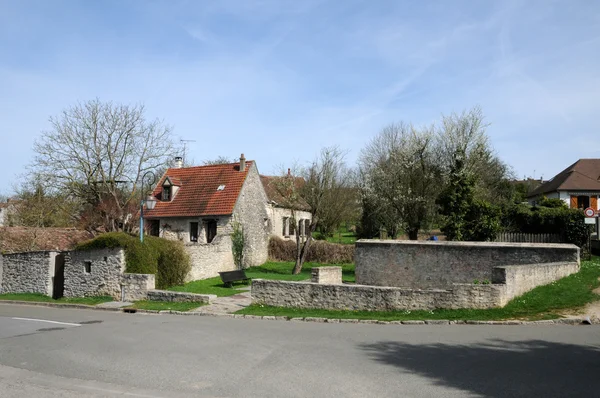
144, 162, 253, 218
260, 175, 311, 211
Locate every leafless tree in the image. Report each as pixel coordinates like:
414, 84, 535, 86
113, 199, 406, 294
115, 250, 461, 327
31, 99, 176, 231
273, 147, 353, 274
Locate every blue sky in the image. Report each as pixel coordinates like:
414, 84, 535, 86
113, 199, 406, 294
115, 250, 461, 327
1, 0, 599, 195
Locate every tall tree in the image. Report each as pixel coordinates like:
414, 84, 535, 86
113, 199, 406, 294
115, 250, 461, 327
359, 123, 442, 239
31, 99, 176, 231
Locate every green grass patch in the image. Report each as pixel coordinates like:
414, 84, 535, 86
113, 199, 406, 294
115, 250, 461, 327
322, 231, 357, 245
127, 301, 205, 312
238, 258, 600, 321
168, 261, 355, 297
0, 293, 113, 306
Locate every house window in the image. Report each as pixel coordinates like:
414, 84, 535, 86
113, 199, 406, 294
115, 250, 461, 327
298, 219, 304, 237
282, 217, 289, 237
206, 220, 217, 243
190, 222, 199, 242
84, 261, 92, 274
305, 219, 310, 236
289, 220, 295, 236
162, 186, 171, 201
577, 195, 590, 209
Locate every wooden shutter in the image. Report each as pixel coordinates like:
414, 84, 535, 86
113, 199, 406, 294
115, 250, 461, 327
570, 195, 578, 209
592, 196, 598, 210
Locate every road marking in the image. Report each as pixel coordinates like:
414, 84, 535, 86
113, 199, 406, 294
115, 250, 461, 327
11, 317, 81, 327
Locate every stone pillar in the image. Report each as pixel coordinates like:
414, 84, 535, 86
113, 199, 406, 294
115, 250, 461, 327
311, 266, 342, 284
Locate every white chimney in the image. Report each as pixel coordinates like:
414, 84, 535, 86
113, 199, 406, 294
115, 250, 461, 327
174, 156, 183, 168
240, 153, 246, 172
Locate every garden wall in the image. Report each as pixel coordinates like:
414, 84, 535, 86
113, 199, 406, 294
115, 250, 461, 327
355, 240, 579, 289
252, 261, 579, 311
0, 251, 56, 295
185, 236, 236, 281
64, 248, 126, 298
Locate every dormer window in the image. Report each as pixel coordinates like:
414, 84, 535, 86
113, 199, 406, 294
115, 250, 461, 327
163, 186, 172, 201
162, 177, 173, 201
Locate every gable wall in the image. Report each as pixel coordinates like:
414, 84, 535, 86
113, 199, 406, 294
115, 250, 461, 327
233, 163, 269, 267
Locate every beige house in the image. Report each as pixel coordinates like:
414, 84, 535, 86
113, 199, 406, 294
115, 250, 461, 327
144, 155, 270, 280
260, 174, 312, 241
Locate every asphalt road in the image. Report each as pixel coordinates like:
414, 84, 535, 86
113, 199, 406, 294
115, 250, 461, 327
0, 304, 599, 397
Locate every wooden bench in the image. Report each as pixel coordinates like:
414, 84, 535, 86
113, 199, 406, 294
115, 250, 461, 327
219, 270, 250, 288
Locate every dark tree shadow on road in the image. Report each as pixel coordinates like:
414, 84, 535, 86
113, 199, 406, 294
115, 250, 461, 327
360, 338, 600, 397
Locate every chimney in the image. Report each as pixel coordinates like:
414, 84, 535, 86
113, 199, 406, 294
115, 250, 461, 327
240, 153, 246, 172
287, 168, 291, 176
174, 156, 183, 168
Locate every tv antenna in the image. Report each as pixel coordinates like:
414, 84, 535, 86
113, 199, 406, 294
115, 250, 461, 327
180, 139, 196, 166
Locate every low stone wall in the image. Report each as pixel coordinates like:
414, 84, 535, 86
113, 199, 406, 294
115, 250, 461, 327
185, 236, 236, 281
120, 274, 155, 301
63, 248, 125, 299
147, 290, 213, 303
0, 251, 55, 295
492, 262, 580, 305
355, 240, 580, 289
252, 261, 579, 311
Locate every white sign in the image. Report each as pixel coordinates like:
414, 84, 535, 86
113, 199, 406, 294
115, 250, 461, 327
585, 217, 596, 224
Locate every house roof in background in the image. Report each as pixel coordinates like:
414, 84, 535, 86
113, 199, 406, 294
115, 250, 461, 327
528, 159, 600, 197
260, 175, 311, 212
144, 161, 253, 218
0, 227, 93, 253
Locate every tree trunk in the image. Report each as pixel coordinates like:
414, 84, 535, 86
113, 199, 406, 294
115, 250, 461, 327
408, 228, 419, 240
293, 235, 313, 275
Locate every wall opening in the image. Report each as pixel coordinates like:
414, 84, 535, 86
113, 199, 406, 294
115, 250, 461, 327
84, 261, 92, 274
52, 253, 66, 299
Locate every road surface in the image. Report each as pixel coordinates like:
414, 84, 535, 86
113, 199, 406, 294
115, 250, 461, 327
0, 304, 599, 397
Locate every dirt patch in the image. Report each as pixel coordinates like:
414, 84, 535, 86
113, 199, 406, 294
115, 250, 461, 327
560, 279, 600, 322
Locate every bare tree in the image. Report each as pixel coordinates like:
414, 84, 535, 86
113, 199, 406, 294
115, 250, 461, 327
31, 99, 176, 231
202, 156, 235, 165
273, 147, 353, 274
359, 123, 442, 240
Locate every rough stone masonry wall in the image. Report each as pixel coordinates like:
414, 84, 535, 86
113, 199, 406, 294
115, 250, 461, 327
312, 266, 342, 284
63, 248, 125, 299
252, 279, 506, 311
120, 273, 155, 301
252, 261, 580, 311
0, 251, 54, 295
233, 162, 270, 267
185, 235, 236, 281
355, 240, 580, 289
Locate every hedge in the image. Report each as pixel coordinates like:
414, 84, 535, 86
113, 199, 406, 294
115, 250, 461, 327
501, 204, 591, 248
75, 232, 191, 289
268, 236, 354, 263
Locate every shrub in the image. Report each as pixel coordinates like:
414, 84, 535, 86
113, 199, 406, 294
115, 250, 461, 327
75, 232, 190, 289
268, 236, 354, 263
231, 220, 244, 270
500, 204, 591, 248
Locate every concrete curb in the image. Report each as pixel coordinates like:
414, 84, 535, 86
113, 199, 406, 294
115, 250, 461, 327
1, 301, 596, 325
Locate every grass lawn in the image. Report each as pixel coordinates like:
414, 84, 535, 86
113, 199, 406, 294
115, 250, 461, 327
237, 258, 600, 321
168, 261, 355, 297
126, 301, 205, 312
323, 231, 357, 245
0, 293, 113, 306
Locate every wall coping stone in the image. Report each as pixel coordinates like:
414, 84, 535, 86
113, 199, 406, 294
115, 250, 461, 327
355, 240, 579, 249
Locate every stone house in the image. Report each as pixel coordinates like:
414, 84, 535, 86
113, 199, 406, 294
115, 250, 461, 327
260, 174, 312, 241
143, 155, 270, 280
0, 199, 19, 227
528, 159, 600, 210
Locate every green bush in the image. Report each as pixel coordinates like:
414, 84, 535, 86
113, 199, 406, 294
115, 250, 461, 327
501, 204, 591, 247
75, 232, 190, 289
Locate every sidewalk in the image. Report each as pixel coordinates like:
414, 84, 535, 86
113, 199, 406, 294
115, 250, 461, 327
192, 290, 252, 315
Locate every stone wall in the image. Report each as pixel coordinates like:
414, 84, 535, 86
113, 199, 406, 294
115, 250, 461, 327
253, 261, 579, 311
0, 251, 55, 295
185, 236, 236, 281
63, 248, 125, 299
492, 262, 580, 305
233, 162, 269, 267
120, 273, 155, 301
147, 290, 213, 303
355, 240, 580, 289
312, 267, 342, 284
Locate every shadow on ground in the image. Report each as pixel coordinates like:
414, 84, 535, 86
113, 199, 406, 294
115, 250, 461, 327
360, 338, 600, 397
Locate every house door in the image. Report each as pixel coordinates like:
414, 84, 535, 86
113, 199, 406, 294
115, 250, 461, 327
52, 253, 65, 299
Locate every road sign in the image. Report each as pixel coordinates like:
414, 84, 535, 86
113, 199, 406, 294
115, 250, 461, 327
584, 207, 596, 217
